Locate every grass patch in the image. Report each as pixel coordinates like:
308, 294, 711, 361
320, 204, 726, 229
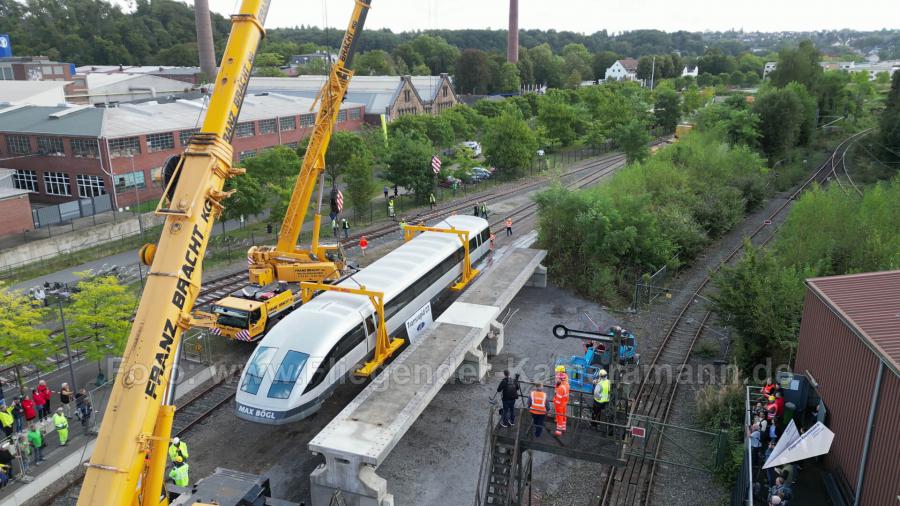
693, 340, 720, 359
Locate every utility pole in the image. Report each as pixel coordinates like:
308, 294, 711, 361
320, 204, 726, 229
650, 55, 656, 90
57, 295, 79, 395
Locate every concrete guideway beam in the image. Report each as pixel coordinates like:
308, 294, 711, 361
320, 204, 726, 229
309, 248, 548, 506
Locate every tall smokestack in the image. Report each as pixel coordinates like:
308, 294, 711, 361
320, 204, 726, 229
194, 0, 217, 81
507, 0, 519, 63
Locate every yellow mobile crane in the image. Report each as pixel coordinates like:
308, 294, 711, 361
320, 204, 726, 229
197, 0, 371, 342
77, 1, 370, 504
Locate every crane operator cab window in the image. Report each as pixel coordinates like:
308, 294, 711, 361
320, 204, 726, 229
212, 305, 250, 329
249, 308, 262, 327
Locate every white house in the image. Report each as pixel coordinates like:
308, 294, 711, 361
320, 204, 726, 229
681, 65, 698, 77
605, 59, 639, 81
763, 61, 777, 79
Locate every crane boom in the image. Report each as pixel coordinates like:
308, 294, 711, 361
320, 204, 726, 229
77, 0, 270, 503
275, 0, 370, 253
245, 0, 371, 288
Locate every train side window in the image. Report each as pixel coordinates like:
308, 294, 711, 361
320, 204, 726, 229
304, 347, 338, 394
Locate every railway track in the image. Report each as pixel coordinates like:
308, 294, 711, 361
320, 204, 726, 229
598, 133, 863, 506
829, 128, 870, 197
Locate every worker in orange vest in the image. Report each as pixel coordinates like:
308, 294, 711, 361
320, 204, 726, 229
528, 383, 548, 438
359, 236, 368, 256
505, 217, 513, 236
553, 365, 570, 436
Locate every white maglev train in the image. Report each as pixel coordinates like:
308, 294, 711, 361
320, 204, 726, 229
235, 215, 491, 424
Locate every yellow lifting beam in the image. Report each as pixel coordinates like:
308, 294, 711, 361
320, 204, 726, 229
402, 224, 480, 291
300, 282, 404, 377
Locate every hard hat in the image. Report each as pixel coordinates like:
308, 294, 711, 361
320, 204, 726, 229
599, 369, 608, 377
174, 455, 184, 463
770, 495, 781, 505
57, 407, 64, 412
172, 437, 180, 445
555, 365, 566, 373
768, 396, 775, 402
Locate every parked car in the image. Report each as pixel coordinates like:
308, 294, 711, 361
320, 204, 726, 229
438, 175, 462, 188
471, 167, 492, 180
461, 141, 482, 157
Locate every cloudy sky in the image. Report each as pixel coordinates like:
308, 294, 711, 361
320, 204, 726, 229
206, 0, 898, 33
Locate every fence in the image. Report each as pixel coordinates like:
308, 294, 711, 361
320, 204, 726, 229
731, 385, 764, 506
32, 194, 114, 229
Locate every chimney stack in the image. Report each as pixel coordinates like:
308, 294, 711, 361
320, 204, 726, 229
194, 0, 217, 81
507, 0, 519, 63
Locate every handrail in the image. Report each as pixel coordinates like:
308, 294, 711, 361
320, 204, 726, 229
474, 405, 496, 506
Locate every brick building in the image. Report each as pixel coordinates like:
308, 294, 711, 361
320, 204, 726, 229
0, 169, 33, 237
0, 94, 365, 208
0, 56, 74, 81
248, 74, 458, 123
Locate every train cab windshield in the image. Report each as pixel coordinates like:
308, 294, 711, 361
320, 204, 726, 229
241, 346, 277, 395
267, 351, 310, 399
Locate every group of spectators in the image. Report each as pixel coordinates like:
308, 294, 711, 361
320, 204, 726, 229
747, 378, 798, 505
0, 380, 94, 488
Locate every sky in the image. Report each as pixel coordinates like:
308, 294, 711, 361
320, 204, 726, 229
206, 0, 899, 34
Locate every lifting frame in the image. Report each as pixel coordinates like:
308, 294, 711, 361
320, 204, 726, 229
300, 281, 404, 377
401, 224, 480, 291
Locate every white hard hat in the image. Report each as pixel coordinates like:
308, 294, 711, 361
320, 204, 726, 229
172, 437, 180, 445
599, 370, 608, 377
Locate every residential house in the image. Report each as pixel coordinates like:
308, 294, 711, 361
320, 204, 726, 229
605, 59, 639, 82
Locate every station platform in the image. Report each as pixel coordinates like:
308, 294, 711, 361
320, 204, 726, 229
308, 247, 548, 506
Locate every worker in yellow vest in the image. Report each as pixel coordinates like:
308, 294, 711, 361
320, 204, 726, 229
169, 455, 190, 487
592, 370, 611, 430
168, 436, 189, 462
53, 407, 69, 446
528, 383, 548, 438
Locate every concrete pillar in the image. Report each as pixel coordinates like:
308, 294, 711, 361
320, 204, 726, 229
526, 264, 547, 288
456, 346, 490, 383
310, 456, 394, 506
194, 0, 217, 81
507, 0, 519, 63
482, 320, 505, 356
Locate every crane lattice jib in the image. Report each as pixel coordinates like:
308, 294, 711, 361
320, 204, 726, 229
274, 0, 371, 253
77, 0, 270, 504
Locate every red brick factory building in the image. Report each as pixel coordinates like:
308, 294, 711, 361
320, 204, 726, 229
793, 270, 900, 505
0, 94, 365, 208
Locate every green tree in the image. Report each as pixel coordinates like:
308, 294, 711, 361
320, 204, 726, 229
529, 43, 565, 88
325, 132, 371, 188
255, 52, 284, 67
770, 40, 822, 91
222, 174, 266, 222
240, 145, 300, 182
385, 132, 434, 198
562, 43, 592, 82
498, 62, 522, 93
752, 87, 806, 159
653, 88, 680, 132
354, 50, 397, 76
410, 34, 459, 74
455, 49, 493, 94
68, 274, 137, 375
537, 93, 583, 146
682, 84, 704, 114
343, 154, 377, 219
0, 285, 50, 389
879, 71, 900, 161
697, 48, 735, 76
613, 120, 651, 164
482, 111, 538, 177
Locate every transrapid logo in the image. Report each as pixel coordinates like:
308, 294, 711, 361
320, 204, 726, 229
237, 404, 277, 420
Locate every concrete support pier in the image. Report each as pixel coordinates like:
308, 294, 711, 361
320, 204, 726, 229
309, 248, 547, 506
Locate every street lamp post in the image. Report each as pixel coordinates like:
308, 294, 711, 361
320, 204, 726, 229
56, 295, 79, 395
130, 155, 144, 240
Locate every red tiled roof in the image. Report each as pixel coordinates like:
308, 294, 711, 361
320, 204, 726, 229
807, 270, 900, 375
618, 59, 639, 72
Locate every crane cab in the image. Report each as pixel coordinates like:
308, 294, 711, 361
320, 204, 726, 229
206, 284, 299, 342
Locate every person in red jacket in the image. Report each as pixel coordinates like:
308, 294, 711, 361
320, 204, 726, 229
32, 389, 47, 421
21, 396, 36, 422
37, 380, 52, 413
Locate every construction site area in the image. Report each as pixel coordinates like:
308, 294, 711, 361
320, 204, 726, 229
1, 0, 898, 504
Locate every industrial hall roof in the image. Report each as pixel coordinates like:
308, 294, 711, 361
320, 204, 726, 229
807, 270, 900, 375
0, 93, 364, 139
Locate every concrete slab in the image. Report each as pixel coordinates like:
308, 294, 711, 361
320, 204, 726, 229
435, 302, 499, 328
309, 248, 546, 506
